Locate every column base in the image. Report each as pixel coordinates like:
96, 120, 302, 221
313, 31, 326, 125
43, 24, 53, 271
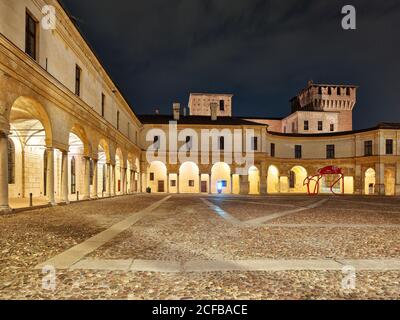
0, 205, 12, 214
375, 184, 385, 196
48, 200, 56, 206
395, 185, 400, 196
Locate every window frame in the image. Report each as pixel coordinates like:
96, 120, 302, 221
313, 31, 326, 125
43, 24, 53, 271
295, 145, 302, 159
326, 144, 335, 159
364, 140, 373, 156
385, 139, 393, 155
25, 11, 38, 60
75, 64, 82, 96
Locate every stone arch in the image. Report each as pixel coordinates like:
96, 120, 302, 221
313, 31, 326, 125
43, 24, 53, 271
364, 168, 376, 195
289, 165, 307, 193
211, 162, 231, 194
267, 165, 280, 193
147, 161, 168, 193
179, 162, 200, 193
248, 166, 260, 195
70, 124, 91, 157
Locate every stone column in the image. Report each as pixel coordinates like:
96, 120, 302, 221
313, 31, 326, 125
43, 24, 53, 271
354, 164, 362, 195
121, 167, 126, 195
0, 131, 11, 213
61, 151, 69, 204
230, 174, 234, 194
260, 162, 267, 195
176, 173, 180, 194
82, 156, 91, 200
239, 175, 249, 195
92, 159, 98, 199
111, 165, 116, 196
46, 147, 56, 205
208, 174, 212, 194
375, 162, 385, 195
396, 162, 400, 196
167, 174, 170, 193
199, 174, 202, 194
106, 163, 111, 197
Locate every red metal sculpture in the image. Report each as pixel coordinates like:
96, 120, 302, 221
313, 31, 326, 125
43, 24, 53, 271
303, 165, 344, 196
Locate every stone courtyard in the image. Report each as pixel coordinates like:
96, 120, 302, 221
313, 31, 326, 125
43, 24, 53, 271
0, 194, 399, 300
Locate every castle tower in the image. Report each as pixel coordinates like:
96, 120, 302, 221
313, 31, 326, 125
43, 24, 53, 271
290, 81, 357, 131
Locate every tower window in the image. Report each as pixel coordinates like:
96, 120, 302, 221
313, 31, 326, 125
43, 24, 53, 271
330, 124, 335, 132
318, 121, 323, 131
304, 120, 309, 131
25, 12, 37, 60
219, 100, 225, 111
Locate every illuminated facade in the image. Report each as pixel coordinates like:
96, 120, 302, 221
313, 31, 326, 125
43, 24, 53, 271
0, 0, 399, 213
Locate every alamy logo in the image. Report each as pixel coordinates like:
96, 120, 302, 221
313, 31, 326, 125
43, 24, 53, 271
341, 5, 356, 30
41, 5, 56, 30
145, 121, 255, 175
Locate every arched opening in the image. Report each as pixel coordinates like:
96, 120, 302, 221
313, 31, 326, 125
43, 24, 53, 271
179, 162, 200, 193
68, 132, 84, 201
248, 166, 260, 195
147, 161, 167, 193
364, 168, 376, 195
289, 166, 307, 193
267, 165, 280, 193
8, 96, 52, 207
211, 162, 231, 194
384, 167, 395, 196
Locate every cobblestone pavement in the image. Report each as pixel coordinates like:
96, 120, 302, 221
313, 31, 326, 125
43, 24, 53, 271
0, 194, 399, 299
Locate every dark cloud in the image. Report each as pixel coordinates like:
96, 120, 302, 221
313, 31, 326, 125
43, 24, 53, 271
61, 0, 400, 129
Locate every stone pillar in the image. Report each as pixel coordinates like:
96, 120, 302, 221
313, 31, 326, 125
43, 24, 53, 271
230, 174, 233, 194
375, 162, 385, 195
260, 162, 267, 195
239, 175, 249, 195
111, 165, 116, 196
396, 162, 400, 196
106, 163, 111, 197
354, 164, 362, 195
121, 167, 126, 194
166, 174, 170, 193
61, 151, 69, 204
82, 157, 91, 200
0, 131, 11, 213
199, 174, 202, 194
208, 174, 212, 194
46, 147, 56, 205
92, 159, 98, 199
176, 173, 180, 194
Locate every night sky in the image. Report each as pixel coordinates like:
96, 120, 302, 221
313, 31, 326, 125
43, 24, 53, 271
61, 0, 400, 129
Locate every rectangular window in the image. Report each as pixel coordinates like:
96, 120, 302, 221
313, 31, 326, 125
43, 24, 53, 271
219, 136, 225, 150
271, 143, 275, 157
153, 136, 160, 149
291, 122, 295, 132
318, 121, 323, 131
295, 145, 302, 159
364, 140, 373, 156
251, 137, 258, 151
304, 120, 309, 131
326, 145, 335, 159
219, 100, 225, 111
330, 124, 334, 132
117, 111, 120, 130
186, 136, 192, 150
75, 65, 81, 96
25, 12, 37, 60
149, 173, 154, 181
170, 180, 176, 187
386, 139, 393, 155
188, 180, 195, 187
101, 93, 105, 117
